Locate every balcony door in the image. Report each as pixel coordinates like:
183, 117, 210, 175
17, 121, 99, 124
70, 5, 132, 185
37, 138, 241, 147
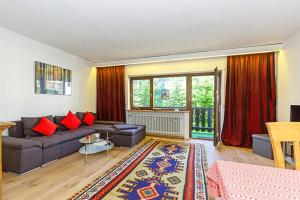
190, 70, 221, 145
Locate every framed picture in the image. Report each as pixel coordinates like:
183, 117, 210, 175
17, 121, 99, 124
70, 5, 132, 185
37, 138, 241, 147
35, 61, 72, 95
161, 89, 170, 100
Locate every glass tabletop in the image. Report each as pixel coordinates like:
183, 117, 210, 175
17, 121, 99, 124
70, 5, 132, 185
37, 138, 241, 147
79, 133, 107, 144
79, 142, 114, 155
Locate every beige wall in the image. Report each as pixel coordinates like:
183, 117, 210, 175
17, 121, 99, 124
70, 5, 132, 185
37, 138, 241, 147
124, 57, 227, 126
0, 27, 96, 121
277, 30, 300, 121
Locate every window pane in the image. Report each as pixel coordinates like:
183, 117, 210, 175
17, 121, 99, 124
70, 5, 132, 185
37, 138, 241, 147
192, 76, 214, 108
154, 77, 186, 108
132, 79, 151, 107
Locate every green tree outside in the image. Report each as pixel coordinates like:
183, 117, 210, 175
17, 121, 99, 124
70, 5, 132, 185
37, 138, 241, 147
132, 76, 214, 139
133, 76, 214, 109
192, 76, 214, 108
132, 80, 150, 107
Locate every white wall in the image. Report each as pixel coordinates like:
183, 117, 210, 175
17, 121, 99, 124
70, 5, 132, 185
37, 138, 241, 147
0, 27, 96, 121
278, 30, 300, 121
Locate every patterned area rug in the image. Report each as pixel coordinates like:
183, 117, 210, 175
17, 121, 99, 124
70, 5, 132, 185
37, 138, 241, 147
70, 139, 208, 200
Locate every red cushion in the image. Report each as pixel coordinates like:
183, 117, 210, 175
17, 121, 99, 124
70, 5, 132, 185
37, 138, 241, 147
32, 117, 58, 136
83, 112, 95, 126
61, 111, 81, 130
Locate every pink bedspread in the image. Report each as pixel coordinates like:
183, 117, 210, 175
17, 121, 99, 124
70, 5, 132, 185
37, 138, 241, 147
206, 160, 300, 200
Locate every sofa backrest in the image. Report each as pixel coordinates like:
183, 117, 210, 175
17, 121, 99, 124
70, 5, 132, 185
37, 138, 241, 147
54, 116, 67, 131
76, 112, 97, 121
8, 121, 24, 138
7, 112, 97, 138
21, 115, 54, 137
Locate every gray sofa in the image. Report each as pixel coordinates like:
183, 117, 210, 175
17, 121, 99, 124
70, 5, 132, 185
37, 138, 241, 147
83, 124, 146, 147
2, 114, 146, 174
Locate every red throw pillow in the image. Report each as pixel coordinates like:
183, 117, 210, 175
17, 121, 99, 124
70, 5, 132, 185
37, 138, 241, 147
83, 112, 95, 126
33, 117, 58, 136
61, 111, 81, 130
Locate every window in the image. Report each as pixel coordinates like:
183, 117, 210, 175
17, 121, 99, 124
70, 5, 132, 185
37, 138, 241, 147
131, 79, 151, 108
153, 77, 186, 108
130, 73, 216, 110
130, 75, 187, 110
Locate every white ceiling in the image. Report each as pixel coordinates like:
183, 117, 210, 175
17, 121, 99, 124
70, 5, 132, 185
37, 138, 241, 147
0, 0, 299, 63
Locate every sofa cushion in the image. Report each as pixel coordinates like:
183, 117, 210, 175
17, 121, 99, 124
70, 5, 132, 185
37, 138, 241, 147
77, 112, 97, 126
84, 124, 117, 132
84, 124, 145, 136
33, 117, 58, 136
77, 112, 96, 121
76, 112, 86, 127
117, 126, 146, 136
55, 128, 95, 142
2, 136, 42, 150
54, 116, 67, 131
24, 136, 61, 148
21, 116, 54, 137
94, 120, 125, 125
24, 128, 96, 148
76, 112, 85, 122
83, 112, 95, 126
8, 121, 25, 138
61, 111, 81, 130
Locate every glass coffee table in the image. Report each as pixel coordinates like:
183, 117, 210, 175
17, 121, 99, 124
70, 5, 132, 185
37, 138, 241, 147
79, 132, 114, 164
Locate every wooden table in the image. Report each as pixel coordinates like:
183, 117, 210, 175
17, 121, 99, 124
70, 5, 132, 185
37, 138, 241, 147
206, 160, 300, 200
0, 122, 15, 200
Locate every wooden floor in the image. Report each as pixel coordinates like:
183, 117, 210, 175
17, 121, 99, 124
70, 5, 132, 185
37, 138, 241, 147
3, 137, 274, 200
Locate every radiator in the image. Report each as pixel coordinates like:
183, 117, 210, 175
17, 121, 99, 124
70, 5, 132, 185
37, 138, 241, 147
126, 111, 189, 138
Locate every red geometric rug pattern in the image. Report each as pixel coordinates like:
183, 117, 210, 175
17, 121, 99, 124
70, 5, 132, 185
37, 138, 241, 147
70, 139, 207, 200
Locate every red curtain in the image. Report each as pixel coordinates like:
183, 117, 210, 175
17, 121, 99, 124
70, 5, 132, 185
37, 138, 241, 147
221, 53, 276, 147
96, 66, 126, 122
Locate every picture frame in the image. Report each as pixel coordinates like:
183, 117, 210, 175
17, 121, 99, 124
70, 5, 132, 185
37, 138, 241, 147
35, 61, 72, 95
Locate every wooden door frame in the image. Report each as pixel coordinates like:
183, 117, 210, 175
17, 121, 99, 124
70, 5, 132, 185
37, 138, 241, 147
214, 70, 222, 146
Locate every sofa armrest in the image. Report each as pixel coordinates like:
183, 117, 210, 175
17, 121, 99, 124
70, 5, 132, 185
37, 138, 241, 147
2, 136, 42, 150
94, 120, 125, 125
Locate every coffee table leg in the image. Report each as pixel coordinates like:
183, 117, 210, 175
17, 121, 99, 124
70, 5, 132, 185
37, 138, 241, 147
85, 144, 88, 164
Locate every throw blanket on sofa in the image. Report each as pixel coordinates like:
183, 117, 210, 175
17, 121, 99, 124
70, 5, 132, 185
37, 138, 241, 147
113, 124, 138, 130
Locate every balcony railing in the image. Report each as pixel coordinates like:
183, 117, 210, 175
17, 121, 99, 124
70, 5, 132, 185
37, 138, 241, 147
192, 107, 214, 132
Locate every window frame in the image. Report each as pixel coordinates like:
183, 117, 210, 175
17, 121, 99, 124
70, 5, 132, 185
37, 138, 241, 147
130, 72, 214, 111
130, 74, 188, 111
130, 77, 153, 110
